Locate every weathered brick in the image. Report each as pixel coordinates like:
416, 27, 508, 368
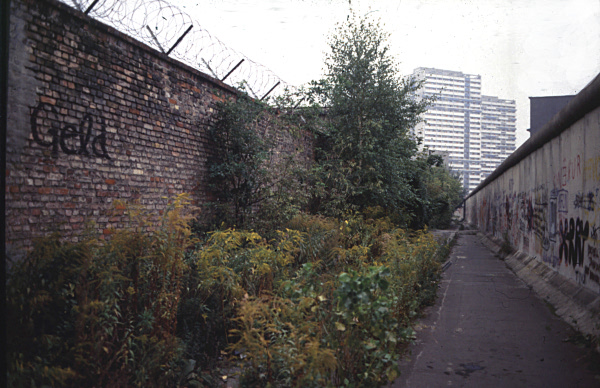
6, 0, 314, 253
40, 95, 56, 105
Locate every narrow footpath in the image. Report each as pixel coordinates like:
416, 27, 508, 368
391, 232, 600, 388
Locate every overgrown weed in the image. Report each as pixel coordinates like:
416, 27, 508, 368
8, 199, 443, 387
7, 194, 196, 387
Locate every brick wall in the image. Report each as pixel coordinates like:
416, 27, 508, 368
6, 0, 312, 259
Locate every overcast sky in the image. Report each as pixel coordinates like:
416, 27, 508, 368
175, 0, 600, 148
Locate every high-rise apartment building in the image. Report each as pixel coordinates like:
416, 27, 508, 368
412, 68, 516, 193
481, 96, 517, 178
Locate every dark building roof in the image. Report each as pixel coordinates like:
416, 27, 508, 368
528, 95, 575, 136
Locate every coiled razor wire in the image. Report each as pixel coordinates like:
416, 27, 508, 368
58, 0, 294, 100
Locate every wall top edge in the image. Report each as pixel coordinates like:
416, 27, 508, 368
467, 71, 600, 199
27, 0, 240, 97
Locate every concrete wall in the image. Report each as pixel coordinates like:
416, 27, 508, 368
466, 74, 600, 296
5, 0, 312, 258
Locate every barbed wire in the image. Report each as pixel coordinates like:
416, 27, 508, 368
58, 0, 295, 100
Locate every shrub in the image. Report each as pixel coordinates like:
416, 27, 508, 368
230, 295, 337, 388
330, 267, 401, 386
7, 197, 446, 388
219, 211, 444, 387
7, 194, 196, 387
207, 91, 312, 234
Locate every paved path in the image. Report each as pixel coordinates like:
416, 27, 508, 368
392, 232, 600, 388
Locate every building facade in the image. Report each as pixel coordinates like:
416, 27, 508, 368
412, 68, 516, 193
481, 96, 517, 178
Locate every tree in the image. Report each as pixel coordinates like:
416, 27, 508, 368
426, 163, 463, 228
309, 13, 431, 222
412, 152, 464, 228
208, 93, 272, 228
207, 91, 312, 232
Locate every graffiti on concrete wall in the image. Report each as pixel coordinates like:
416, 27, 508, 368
583, 156, 600, 183
573, 191, 596, 212
469, 153, 600, 294
553, 155, 581, 188
591, 224, 600, 240
558, 218, 589, 268
557, 189, 569, 213
585, 245, 600, 285
532, 185, 547, 239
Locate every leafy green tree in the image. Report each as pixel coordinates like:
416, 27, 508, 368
208, 91, 312, 232
427, 157, 464, 228
208, 93, 272, 228
308, 14, 431, 222
411, 153, 464, 228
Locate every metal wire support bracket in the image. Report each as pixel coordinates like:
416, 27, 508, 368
245, 82, 259, 99
62, 0, 293, 99
293, 97, 306, 109
166, 24, 193, 55
84, 0, 101, 14
201, 58, 219, 79
261, 81, 280, 101
146, 25, 166, 53
221, 59, 244, 82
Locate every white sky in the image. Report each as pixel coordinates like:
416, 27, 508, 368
175, 0, 600, 148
